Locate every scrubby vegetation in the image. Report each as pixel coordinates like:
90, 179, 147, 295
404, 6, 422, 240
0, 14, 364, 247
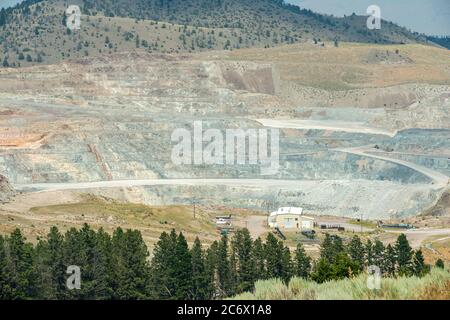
426, 36, 450, 50
0, 223, 442, 300
0, 0, 429, 67
233, 267, 450, 300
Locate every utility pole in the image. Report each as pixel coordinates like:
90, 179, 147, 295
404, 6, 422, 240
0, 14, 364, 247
193, 201, 196, 219
360, 213, 363, 233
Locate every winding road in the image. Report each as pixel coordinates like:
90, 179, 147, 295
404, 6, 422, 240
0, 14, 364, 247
335, 145, 449, 189
13, 178, 328, 192
256, 119, 397, 137
257, 118, 449, 189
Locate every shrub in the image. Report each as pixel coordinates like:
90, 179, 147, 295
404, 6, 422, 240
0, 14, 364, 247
231, 268, 450, 300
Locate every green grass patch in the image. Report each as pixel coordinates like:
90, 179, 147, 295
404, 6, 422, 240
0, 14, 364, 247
348, 219, 378, 229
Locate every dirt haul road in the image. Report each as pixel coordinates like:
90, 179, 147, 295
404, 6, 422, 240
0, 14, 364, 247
13, 178, 362, 192
256, 119, 449, 188
256, 119, 397, 137
336, 146, 450, 188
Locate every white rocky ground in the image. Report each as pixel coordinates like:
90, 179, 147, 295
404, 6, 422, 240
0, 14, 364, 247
0, 48, 449, 219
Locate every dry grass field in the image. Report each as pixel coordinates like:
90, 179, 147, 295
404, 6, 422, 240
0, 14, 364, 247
217, 42, 450, 90
0, 191, 266, 247
232, 267, 450, 300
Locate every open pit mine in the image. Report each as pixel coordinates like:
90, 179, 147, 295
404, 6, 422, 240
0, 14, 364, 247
0, 43, 449, 220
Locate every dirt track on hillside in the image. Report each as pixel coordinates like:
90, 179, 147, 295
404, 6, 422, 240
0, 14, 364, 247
256, 119, 396, 137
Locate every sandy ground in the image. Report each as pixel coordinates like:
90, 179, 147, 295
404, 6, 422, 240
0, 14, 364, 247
234, 214, 268, 239
1, 190, 81, 213
381, 228, 450, 248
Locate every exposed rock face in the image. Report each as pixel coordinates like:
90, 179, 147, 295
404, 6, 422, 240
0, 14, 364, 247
0, 45, 449, 218
423, 188, 450, 217
0, 174, 16, 203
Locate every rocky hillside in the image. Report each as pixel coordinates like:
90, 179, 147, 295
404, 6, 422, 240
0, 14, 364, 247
423, 188, 450, 217
0, 174, 15, 203
0, 42, 448, 218
427, 36, 450, 50
0, 0, 429, 67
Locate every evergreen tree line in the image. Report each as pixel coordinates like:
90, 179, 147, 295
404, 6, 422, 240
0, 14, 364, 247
0, 225, 444, 300
0, 225, 150, 299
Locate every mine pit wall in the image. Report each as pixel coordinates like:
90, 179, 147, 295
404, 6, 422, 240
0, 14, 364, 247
275, 83, 450, 130
0, 174, 16, 203
220, 63, 276, 95
1, 55, 448, 219
377, 129, 450, 176
365, 151, 450, 177
83, 181, 441, 220
0, 135, 434, 184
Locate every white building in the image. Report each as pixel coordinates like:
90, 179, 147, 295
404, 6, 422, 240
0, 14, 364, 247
268, 207, 314, 230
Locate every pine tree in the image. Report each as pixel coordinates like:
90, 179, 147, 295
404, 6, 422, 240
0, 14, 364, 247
62, 227, 83, 299
348, 235, 365, 271
331, 253, 359, 280
311, 258, 333, 283
0, 235, 12, 299
204, 240, 219, 299
136, 34, 140, 48
0, 8, 6, 27
114, 227, 151, 299
281, 246, 292, 282
264, 233, 284, 279
320, 233, 333, 262
320, 234, 344, 264
190, 237, 210, 300
33, 227, 65, 299
173, 232, 192, 299
76, 224, 99, 299
252, 237, 266, 280
435, 259, 444, 269
383, 244, 397, 276
263, 233, 292, 282
231, 229, 255, 293
217, 235, 233, 297
32, 240, 54, 299
124, 229, 151, 299
62, 12, 67, 27
91, 228, 114, 299
149, 230, 176, 299
5, 229, 36, 299
334, 38, 339, 47
110, 227, 126, 298
229, 241, 238, 294
365, 239, 374, 267
373, 240, 385, 273
395, 234, 413, 276
293, 243, 311, 279
413, 249, 429, 277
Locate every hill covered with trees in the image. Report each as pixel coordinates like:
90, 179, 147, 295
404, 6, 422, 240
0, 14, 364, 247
0, 0, 430, 67
427, 36, 450, 50
0, 223, 440, 300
